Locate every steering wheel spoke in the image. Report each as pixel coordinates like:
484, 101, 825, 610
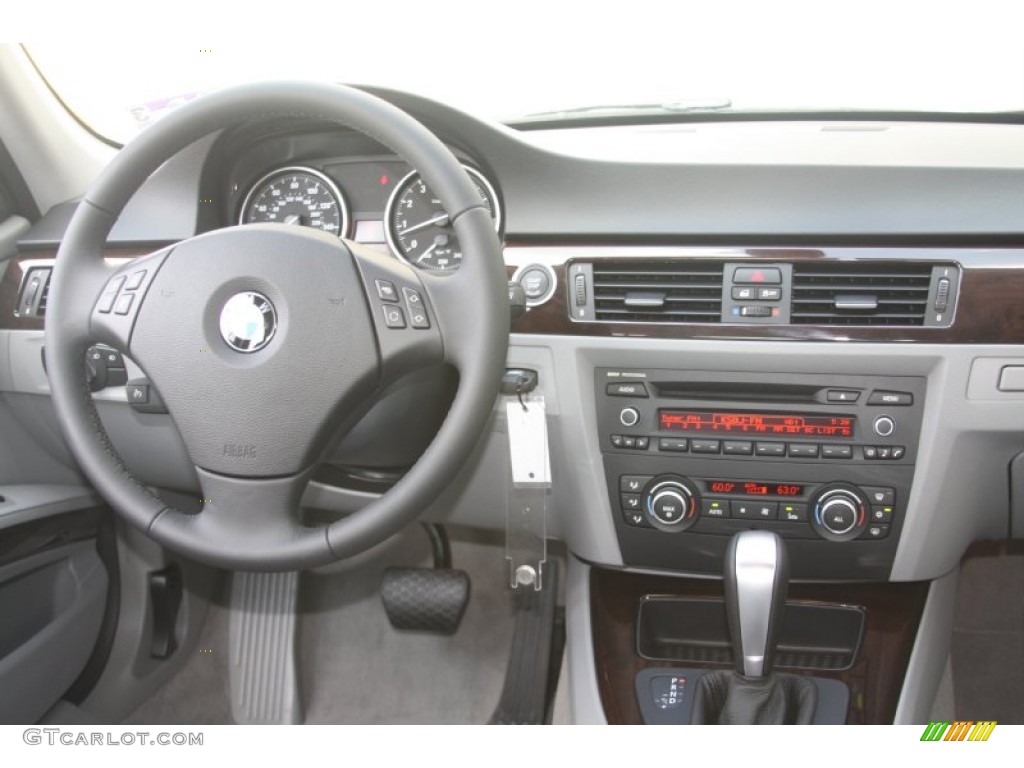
348, 241, 444, 383
147, 466, 332, 571
89, 247, 172, 353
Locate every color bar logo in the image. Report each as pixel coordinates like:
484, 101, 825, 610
920, 721, 997, 741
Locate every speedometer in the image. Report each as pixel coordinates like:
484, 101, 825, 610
239, 166, 349, 237
385, 165, 501, 271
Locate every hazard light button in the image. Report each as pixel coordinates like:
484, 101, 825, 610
734, 267, 782, 284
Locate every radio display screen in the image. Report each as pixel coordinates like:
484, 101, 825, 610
705, 480, 804, 496
659, 410, 854, 439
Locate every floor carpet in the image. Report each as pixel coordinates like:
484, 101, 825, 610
950, 540, 1024, 724
125, 526, 567, 725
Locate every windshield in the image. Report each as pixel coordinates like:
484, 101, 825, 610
25, 7, 1024, 144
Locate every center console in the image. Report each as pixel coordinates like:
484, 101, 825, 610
597, 368, 926, 580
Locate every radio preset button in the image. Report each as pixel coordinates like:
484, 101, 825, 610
658, 437, 689, 453
788, 444, 820, 458
755, 442, 786, 457
723, 440, 753, 455
691, 439, 721, 454
821, 445, 853, 459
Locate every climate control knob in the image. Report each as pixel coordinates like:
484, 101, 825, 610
643, 475, 699, 532
810, 484, 869, 541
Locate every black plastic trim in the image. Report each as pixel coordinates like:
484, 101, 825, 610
508, 109, 1024, 132
0, 139, 41, 223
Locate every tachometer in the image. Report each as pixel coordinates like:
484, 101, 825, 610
385, 165, 501, 271
239, 166, 349, 237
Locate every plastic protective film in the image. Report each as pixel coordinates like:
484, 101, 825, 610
505, 395, 551, 590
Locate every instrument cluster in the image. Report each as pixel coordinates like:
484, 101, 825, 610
237, 157, 501, 272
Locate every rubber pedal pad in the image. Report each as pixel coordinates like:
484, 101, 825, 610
380, 566, 471, 635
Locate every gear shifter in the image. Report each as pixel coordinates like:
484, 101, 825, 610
723, 530, 788, 678
691, 530, 817, 724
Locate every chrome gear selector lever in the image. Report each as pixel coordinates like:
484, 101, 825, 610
723, 530, 789, 678
691, 529, 818, 724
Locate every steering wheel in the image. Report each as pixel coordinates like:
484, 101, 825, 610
45, 82, 509, 571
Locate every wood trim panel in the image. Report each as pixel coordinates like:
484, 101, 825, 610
8, 245, 1023, 342
590, 567, 928, 724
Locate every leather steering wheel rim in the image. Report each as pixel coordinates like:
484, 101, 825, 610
45, 82, 509, 571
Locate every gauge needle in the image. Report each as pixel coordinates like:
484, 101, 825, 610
417, 242, 440, 263
283, 214, 303, 226
401, 213, 450, 236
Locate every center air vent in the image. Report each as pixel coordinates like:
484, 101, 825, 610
592, 261, 724, 323
791, 262, 938, 326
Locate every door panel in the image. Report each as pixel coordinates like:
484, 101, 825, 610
0, 538, 107, 723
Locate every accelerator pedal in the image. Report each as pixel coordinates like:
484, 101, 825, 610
380, 523, 470, 635
228, 571, 302, 724
489, 561, 565, 724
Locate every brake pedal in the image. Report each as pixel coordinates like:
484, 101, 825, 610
380, 523, 470, 635
380, 567, 470, 635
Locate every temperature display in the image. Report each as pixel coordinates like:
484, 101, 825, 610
659, 410, 854, 439
706, 481, 805, 496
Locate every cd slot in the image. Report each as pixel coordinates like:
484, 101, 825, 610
652, 381, 820, 403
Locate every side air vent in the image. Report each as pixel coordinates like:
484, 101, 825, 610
592, 261, 724, 323
16, 265, 53, 318
791, 262, 935, 326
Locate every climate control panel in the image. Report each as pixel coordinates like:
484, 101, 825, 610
620, 475, 893, 542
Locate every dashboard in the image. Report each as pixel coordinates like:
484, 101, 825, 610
5, 86, 1024, 588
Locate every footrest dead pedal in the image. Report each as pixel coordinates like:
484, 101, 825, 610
380, 567, 470, 635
